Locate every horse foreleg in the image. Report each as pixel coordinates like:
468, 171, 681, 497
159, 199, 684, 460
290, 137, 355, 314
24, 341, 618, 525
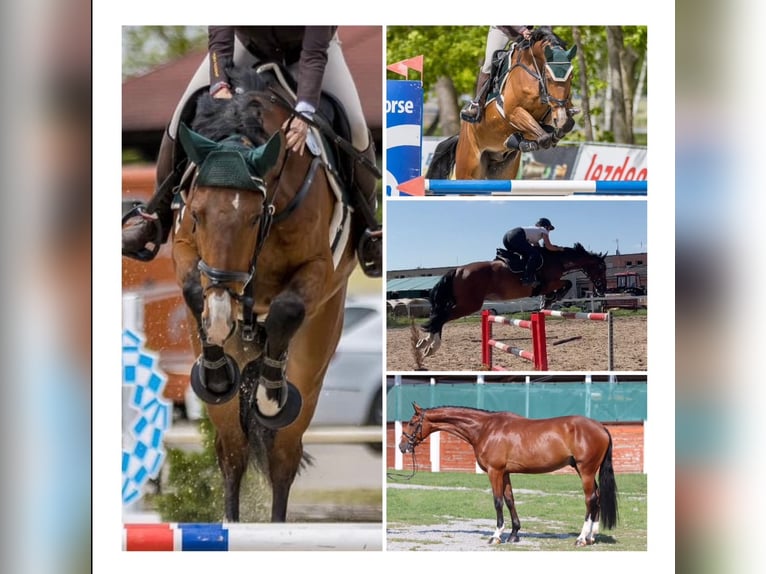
487, 469, 505, 544
267, 286, 347, 522
208, 400, 249, 522
503, 473, 521, 542
505, 108, 551, 150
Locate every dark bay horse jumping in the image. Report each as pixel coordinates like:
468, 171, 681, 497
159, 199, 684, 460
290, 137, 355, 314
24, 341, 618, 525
416, 243, 606, 357
427, 29, 577, 181
171, 64, 374, 522
399, 404, 618, 546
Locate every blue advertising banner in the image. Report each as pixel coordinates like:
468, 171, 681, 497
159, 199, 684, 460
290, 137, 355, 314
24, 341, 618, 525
385, 80, 423, 196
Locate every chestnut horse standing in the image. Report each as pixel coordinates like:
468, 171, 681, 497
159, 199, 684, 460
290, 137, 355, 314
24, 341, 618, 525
399, 404, 618, 546
416, 243, 606, 357
426, 29, 577, 181
171, 66, 374, 522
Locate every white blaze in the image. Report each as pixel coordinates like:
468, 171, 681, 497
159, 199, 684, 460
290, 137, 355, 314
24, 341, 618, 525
232, 193, 240, 211
205, 291, 232, 346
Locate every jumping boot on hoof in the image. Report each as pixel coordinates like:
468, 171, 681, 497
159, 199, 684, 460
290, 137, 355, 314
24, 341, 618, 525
190, 350, 241, 404
242, 358, 302, 430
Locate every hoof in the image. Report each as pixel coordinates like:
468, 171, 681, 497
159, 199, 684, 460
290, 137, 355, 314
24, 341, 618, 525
488, 536, 502, 545
250, 381, 302, 430
190, 354, 240, 405
575, 538, 587, 547
510, 534, 520, 543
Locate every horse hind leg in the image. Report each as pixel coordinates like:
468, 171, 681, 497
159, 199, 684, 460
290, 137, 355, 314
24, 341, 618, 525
208, 402, 250, 522
487, 469, 506, 544
575, 474, 599, 547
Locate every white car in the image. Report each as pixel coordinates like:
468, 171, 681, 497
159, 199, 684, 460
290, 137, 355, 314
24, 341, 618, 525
311, 295, 383, 452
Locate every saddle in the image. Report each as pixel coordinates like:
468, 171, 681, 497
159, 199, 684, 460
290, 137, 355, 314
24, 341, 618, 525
494, 246, 544, 273
176, 64, 354, 196
485, 44, 519, 110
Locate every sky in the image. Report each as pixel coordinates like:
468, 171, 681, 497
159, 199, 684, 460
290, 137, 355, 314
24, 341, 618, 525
386, 199, 646, 270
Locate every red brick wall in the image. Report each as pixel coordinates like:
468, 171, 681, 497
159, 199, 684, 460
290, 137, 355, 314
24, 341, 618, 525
387, 422, 643, 474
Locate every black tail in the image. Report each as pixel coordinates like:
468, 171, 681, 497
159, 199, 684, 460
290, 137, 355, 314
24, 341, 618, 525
598, 432, 619, 530
422, 269, 456, 336
425, 135, 459, 179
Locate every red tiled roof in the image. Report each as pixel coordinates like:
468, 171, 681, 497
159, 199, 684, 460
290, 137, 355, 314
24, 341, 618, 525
122, 26, 382, 132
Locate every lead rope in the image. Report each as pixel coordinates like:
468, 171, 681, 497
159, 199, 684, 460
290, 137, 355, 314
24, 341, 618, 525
386, 449, 419, 481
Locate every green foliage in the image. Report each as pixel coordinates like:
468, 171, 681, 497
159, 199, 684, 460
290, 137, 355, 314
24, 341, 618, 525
154, 418, 224, 522
386, 26, 489, 95
123, 26, 207, 78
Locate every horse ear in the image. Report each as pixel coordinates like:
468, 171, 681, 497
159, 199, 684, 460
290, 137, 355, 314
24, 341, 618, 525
178, 122, 221, 165
244, 130, 284, 178
567, 45, 577, 60
544, 45, 554, 61
412, 402, 422, 413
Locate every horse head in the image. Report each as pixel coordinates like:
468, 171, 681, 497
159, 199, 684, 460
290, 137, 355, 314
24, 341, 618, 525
399, 402, 428, 453
571, 243, 607, 297
179, 121, 286, 346
530, 30, 576, 131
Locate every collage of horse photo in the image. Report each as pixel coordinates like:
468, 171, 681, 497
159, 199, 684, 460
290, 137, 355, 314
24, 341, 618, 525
118, 23, 649, 558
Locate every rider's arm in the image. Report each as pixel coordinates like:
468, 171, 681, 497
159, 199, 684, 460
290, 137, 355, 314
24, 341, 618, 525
295, 26, 336, 112
208, 26, 235, 96
541, 231, 564, 251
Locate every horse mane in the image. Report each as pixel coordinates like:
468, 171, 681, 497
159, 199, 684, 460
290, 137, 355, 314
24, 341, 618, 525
530, 28, 567, 49
190, 64, 288, 145
566, 242, 605, 260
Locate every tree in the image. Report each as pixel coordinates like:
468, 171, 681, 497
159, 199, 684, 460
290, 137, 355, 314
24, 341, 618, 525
123, 26, 207, 78
606, 26, 630, 143
571, 27, 594, 141
387, 26, 490, 136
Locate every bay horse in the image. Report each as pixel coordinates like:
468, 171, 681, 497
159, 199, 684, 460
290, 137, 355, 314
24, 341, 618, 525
426, 29, 577, 180
171, 64, 373, 522
416, 243, 606, 357
399, 404, 618, 546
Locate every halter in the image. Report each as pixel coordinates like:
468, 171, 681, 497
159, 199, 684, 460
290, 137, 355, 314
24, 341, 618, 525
401, 409, 427, 451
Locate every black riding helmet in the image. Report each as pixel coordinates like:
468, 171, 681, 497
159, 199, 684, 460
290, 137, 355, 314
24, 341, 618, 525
536, 217, 554, 230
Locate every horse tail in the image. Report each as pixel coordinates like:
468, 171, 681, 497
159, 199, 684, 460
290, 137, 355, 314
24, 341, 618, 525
425, 135, 459, 179
598, 430, 619, 530
422, 269, 457, 336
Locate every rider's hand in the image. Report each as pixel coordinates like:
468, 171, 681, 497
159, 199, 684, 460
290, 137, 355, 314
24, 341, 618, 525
522, 29, 532, 40
283, 116, 309, 155
213, 86, 233, 99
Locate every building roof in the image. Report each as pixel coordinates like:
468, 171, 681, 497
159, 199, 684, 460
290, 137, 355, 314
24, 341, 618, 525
123, 26, 382, 133
387, 276, 441, 292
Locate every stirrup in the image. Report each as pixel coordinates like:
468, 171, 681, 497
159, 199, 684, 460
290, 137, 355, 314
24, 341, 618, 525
460, 102, 481, 124
357, 228, 382, 278
122, 204, 163, 262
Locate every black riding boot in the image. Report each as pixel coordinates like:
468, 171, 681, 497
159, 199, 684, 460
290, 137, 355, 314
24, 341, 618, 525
350, 138, 382, 278
460, 71, 491, 123
521, 257, 538, 286
122, 132, 184, 261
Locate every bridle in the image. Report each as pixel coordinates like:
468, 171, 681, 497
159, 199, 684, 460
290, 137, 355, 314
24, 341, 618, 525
401, 409, 427, 452
192, 120, 323, 342
509, 39, 573, 122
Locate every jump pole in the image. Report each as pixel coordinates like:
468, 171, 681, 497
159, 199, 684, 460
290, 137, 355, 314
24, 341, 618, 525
541, 310, 614, 370
123, 522, 383, 551
481, 310, 547, 371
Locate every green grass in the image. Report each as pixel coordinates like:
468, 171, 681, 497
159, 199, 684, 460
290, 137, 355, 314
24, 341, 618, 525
387, 470, 647, 551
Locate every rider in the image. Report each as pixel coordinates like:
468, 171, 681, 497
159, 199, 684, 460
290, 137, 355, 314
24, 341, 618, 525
122, 26, 381, 275
461, 26, 534, 123
502, 217, 563, 286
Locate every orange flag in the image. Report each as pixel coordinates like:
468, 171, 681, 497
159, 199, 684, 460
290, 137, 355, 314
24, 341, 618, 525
387, 55, 424, 78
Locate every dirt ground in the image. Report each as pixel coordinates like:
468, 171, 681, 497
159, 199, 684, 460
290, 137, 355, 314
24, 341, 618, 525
387, 315, 647, 372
